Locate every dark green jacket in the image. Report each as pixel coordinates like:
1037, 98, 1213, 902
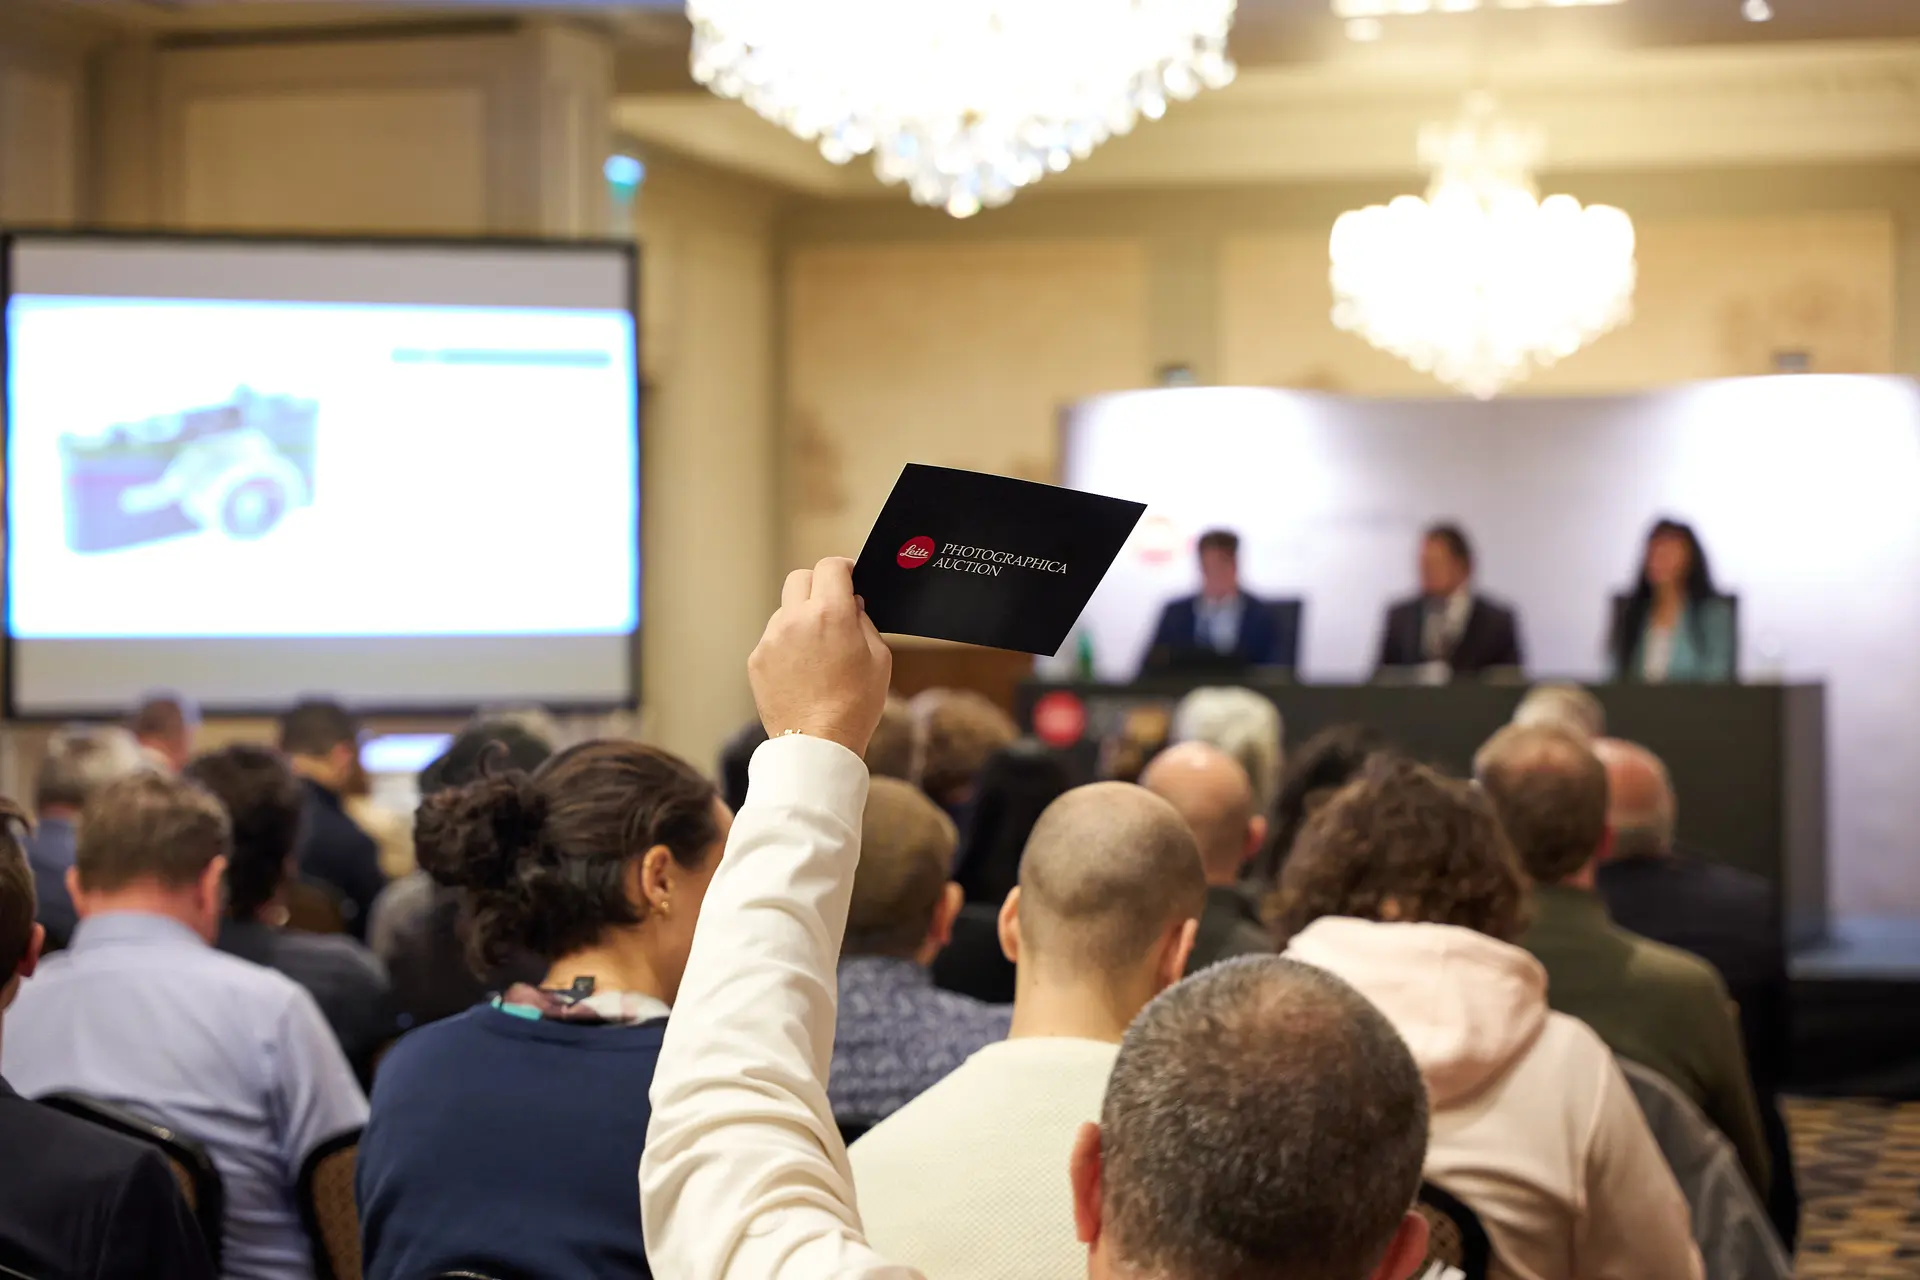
1521, 885, 1770, 1199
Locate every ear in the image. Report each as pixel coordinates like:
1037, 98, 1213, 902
1243, 814, 1268, 867
635, 844, 675, 911
998, 886, 1022, 964
1161, 916, 1199, 989
15, 923, 44, 984
200, 855, 229, 913
1070, 1122, 1105, 1247
1369, 1210, 1431, 1280
928, 882, 963, 950
1596, 822, 1617, 864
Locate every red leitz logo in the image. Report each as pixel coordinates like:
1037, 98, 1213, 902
897, 536, 937, 569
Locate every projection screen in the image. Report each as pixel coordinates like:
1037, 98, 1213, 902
2, 232, 640, 715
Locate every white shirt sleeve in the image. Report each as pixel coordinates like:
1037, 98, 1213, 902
641, 733, 923, 1280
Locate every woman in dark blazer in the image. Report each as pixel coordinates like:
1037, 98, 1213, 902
1610, 518, 1737, 683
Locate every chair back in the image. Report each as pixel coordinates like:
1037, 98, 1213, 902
297, 1129, 364, 1280
38, 1092, 224, 1271
1413, 1181, 1493, 1280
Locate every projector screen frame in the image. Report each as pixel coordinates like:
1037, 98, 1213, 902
0, 227, 644, 721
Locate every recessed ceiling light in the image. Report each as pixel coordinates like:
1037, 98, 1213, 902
1742, 0, 1774, 20
1347, 17, 1386, 40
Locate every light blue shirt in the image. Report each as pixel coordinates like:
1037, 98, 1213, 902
1194, 593, 1244, 654
0, 911, 368, 1280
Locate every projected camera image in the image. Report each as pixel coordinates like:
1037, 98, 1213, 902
60, 387, 318, 554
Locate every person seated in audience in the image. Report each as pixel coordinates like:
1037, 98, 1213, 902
1593, 737, 1799, 1249
1609, 518, 1737, 684
0, 795, 215, 1280
1375, 522, 1525, 678
1271, 754, 1702, 1280
1250, 722, 1385, 887
26, 724, 148, 951
1140, 742, 1273, 973
935, 741, 1077, 1004
641, 556, 1435, 1280
1476, 724, 1771, 1200
865, 693, 916, 782
1169, 685, 1284, 816
850, 780, 1204, 1278
280, 698, 385, 939
369, 720, 551, 1033
909, 687, 1019, 825
357, 740, 728, 1280
0, 772, 367, 1280
1510, 682, 1606, 743
716, 719, 769, 814
831, 778, 1011, 1134
186, 745, 394, 1082
131, 692, 199, 773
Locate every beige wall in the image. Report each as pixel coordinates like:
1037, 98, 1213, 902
777, 167, 1920, 566
784, 240, 1151, 565
633, 153, 785, 769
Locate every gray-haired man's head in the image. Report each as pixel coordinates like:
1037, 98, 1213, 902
1594, 738, 1677, 860
1071, 956, 1432, 1280
35, 725, 149, 815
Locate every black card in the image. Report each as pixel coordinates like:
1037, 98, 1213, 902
852, 465, 1146, 656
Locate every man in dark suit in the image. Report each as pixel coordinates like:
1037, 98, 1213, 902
281, 698, 386, 940
1376, 522, 1524, 677
1593, 738, 1800, 1250
0, 798, 213, 1280
1144, 529, 1293, 671
1139, 742, 1274, 974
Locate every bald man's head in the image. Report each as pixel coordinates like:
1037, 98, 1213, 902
1139, 742, 1264, 885
1594, 738, 1676, 860
1017, 782, 1206, 980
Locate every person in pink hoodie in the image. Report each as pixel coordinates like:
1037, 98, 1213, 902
1269, 755, 1703, 1280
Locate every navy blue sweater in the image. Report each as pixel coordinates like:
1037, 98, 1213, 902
356, 1003, 665, 1280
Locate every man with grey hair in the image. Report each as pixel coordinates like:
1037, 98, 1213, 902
1170, 686, 1283, 815
1073, 956, 1430, 1280
1594, 738, 1798, 1248
1510, 682, 1605, 743
850, 783, 1204, 1279
28, 725, 149, 950
1139, 741, 1273, 973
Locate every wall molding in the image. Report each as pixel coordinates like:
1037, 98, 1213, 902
615, 38, 1920, 195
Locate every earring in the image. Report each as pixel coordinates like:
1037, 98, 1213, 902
657, 898, 671, 919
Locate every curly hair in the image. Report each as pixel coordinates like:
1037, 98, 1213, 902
1266, 755, 1529, 944
415, 739, 721, 969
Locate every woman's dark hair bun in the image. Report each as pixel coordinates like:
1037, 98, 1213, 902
415, 770, 551, 894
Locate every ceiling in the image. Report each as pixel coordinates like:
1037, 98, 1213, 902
46, 0, 1920, 62
1231, 0, 1920, 67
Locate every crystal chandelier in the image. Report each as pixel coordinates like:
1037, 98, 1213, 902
1329, 94, 1637, 398
686, 1, 1238, 218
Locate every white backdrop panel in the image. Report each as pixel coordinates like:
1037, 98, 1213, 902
1061, 378, 1920, 916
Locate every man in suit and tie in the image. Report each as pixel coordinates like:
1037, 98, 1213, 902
1144, 530, 1291, 672
1376, 522, 1524, 677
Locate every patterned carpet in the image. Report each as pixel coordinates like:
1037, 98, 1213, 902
1790, 1098, 1920, 1278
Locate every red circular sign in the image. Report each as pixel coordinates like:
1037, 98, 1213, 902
896, 536, 937, 569
1033, 691, 1088, 748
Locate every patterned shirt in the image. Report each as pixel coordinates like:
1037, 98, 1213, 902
829, 956, 1011, 1129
